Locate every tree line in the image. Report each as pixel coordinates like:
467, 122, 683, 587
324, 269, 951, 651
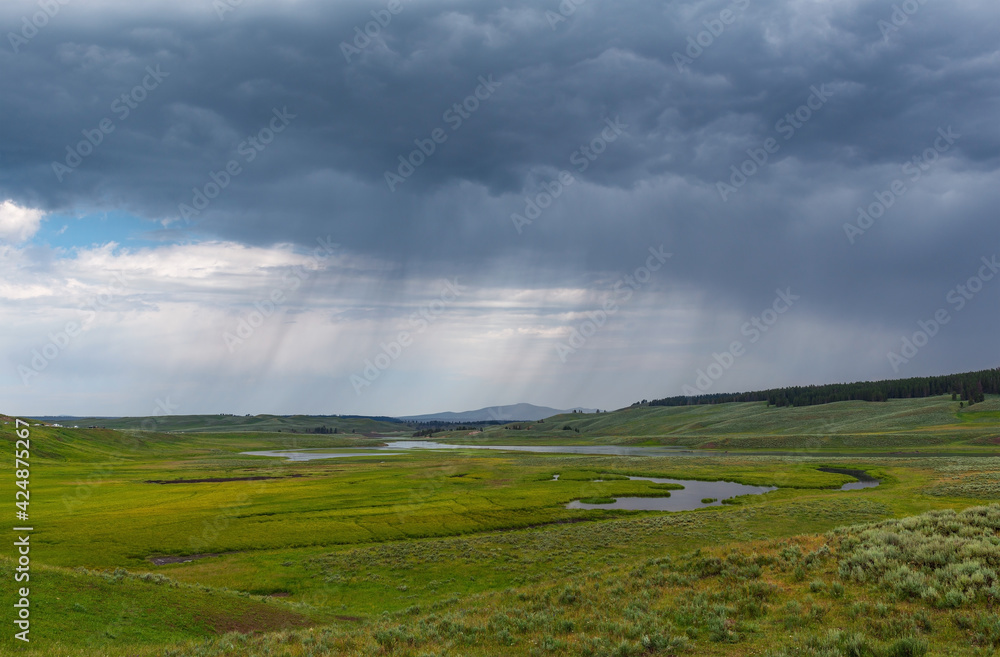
633, 367, 999, 409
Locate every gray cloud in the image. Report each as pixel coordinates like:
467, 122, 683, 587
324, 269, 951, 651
1, 0, 998, 412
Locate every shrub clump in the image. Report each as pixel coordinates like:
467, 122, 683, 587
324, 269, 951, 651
832, 505, 1000, 607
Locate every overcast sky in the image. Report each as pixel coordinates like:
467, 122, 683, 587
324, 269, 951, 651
1, 0, 998, 417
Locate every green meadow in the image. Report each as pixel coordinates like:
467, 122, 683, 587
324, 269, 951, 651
3, 395, 1000, 655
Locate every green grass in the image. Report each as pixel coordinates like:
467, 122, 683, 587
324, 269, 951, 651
3, 396, 1000, 655
440, 395, 1000, 453
0, 558, 328, 648
834, 505, 1000, 607
57, 413, 409, 435
16, 503, 999, 656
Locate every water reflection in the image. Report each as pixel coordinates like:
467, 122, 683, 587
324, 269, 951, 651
817, 467, 880, 490
565, 475, 776, 512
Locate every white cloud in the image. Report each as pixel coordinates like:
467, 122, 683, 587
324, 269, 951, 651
0, 235, 970, 418
0, 200, 44, 243
0, 236, 697, 414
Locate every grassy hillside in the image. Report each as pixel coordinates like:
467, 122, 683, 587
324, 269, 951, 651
0, 557, 330, 648
58, 413, 409, 435
27, 395, 1000, 452
0, 422, 387, 463
436, 395, 1000, 451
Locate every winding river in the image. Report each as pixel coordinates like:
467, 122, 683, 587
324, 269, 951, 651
242, 441, 881, 512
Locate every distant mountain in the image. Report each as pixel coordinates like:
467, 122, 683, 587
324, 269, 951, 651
397, 403, 596, 423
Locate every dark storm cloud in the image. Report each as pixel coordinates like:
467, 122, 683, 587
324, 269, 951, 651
2, 0, 998, 380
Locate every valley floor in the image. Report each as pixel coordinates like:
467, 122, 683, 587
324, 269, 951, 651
3, 396, 1000, 656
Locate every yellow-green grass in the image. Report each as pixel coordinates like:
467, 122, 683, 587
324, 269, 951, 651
0, 556, 332, 651
8, 503, 1000, 656
12, 441, 883, 572
4, 401, 1000, 656
138, 457, 958, 618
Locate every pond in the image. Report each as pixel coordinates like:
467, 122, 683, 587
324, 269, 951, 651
240, 445, 880, 512
241, 441, 1000, 461
565, 476, 777, 512
242, 441, 704, 461
383, 441, 702, 456
817, 467, 881, 490
241, 450, 402, 461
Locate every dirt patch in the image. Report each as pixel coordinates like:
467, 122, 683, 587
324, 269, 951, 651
145, 474, 303, 484
203, 603, 315, 635
335, 615, 363, 622
268, 591, 292, 597
148, 552, 227, 565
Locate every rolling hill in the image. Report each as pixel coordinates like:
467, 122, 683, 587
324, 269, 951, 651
398, 403, 596, 422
